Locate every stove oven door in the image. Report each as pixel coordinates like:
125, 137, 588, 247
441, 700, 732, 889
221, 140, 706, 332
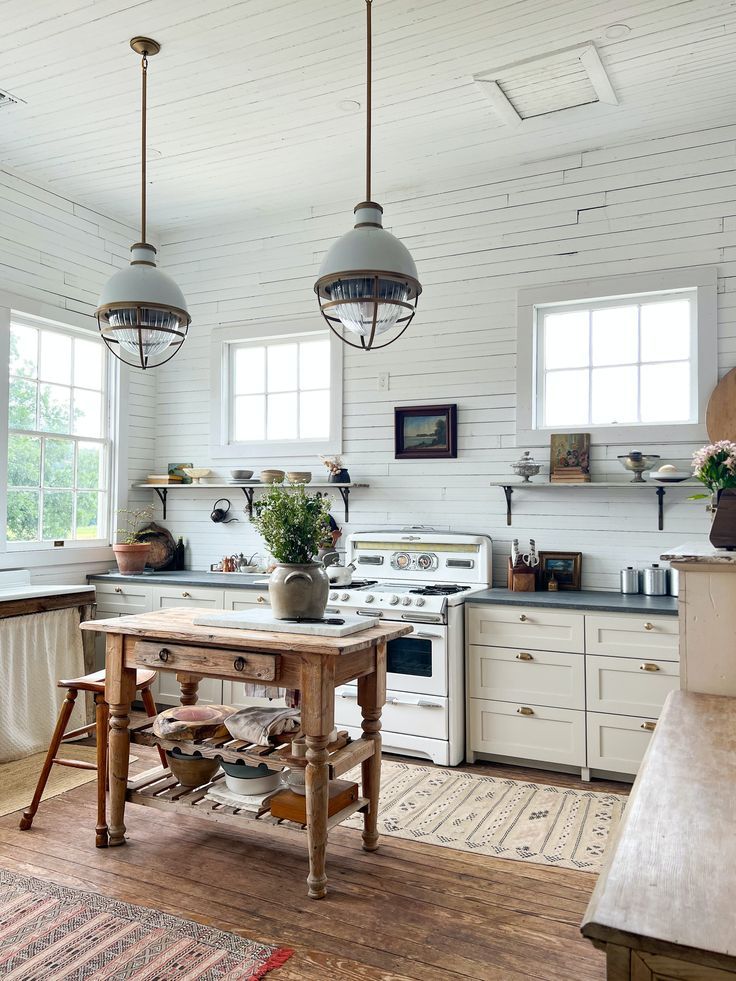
384, 623, 447, 697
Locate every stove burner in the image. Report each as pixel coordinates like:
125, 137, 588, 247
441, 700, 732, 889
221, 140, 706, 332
409, 585, 470, 596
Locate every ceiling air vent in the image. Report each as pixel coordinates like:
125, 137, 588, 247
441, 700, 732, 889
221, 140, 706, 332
0, 89, 24, 111
474, 42, 618, 127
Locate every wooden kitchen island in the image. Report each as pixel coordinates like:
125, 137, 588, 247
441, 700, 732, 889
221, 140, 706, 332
81, 608, 411, 899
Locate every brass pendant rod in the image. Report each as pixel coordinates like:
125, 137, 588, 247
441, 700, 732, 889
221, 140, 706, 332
365, 0, 372, 203
141, 52, 148, 244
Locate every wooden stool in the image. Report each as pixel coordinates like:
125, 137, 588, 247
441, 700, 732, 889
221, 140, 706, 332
19, 668, 165, 847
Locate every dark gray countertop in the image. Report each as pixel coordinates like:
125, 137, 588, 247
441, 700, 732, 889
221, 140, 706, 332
88, 570, 270, 589
467, 588, 678, 615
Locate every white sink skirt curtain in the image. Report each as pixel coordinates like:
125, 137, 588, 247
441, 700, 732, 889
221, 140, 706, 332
0, 608, 87, 763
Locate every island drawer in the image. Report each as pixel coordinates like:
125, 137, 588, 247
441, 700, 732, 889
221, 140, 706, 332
586, 655, 679, 717
467, 605, 584, 653
469, 698, 586, 767
586, 711, 657, 776
132, 640, 280, 683
585, 614, 679, 661
468, 645, 585, 710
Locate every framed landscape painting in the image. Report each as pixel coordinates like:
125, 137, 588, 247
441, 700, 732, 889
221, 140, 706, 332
394, 404, 457, 459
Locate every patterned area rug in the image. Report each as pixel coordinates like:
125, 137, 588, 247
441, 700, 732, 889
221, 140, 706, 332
344, 760, 627, 872
0, 869, 292, 980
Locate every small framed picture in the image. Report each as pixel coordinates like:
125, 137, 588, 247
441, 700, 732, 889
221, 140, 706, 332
395, 404, 457, 459
538, 551, 582, 590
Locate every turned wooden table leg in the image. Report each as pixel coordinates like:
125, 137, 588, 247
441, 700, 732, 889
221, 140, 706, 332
301, 656, 335, 900
105, 634, 136, 848
177, 673, 200, 706
94, 692, 109, 848
358, 639, 387, 852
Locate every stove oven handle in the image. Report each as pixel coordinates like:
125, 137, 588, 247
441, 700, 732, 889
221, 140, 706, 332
414, 631, 442, 639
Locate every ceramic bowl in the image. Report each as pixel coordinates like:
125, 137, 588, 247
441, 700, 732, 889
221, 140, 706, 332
287, 471, 312, 483
166, 750, 220, 788
260, 469, 285, 484
230, 469, 254, 481
182, 467, 211, 483
220, 761, 282, 796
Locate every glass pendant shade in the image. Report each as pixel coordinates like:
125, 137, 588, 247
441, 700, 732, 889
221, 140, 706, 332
315, 203, 421, 350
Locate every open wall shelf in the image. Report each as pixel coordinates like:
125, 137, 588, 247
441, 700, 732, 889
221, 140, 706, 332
132, 482, 369, 521
490, 481, 702, 530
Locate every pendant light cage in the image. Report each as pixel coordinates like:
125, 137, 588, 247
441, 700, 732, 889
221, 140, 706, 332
314, 1, 421, 351
95, 37, 190, 370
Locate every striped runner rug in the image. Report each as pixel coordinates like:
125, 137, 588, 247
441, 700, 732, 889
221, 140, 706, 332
344, 760, 627, 872
0, 869, 292, 980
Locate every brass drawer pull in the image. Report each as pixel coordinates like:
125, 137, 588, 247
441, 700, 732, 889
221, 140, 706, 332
516, 652, 534, 661
158, 648, 170, 663
517, 706, 534, 716
644, 622, 654, 631
519, 614, 528, 622
640, 663, 660, 672
641, 720, 656, 732
234, 657, 246, 672
182, 591, 192, 598
256, 595, 266, 604
114, 586, 123, 593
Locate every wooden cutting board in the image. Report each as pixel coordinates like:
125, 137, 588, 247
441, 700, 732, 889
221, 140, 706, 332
706, 368, 736, 441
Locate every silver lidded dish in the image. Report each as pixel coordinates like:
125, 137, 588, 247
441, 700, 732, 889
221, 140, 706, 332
617, 451, 660, 483
512, 451, 541, 483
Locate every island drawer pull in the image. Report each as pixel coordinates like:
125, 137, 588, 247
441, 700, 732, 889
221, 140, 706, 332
516, 652, 534, 661
158, 648, 170, 663
517, 706, 534, 716
641, 721, 656, 732
234, 657, 246, 672
639, 662, 660, 672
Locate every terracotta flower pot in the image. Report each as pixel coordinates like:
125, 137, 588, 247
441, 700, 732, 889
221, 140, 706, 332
113, 542, 151, 575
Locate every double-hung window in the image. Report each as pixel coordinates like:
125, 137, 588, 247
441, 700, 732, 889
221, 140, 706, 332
6, 316, 111, 548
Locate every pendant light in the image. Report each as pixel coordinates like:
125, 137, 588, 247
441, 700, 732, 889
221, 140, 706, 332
314, 1, 421, 351
95, 38, 190, 370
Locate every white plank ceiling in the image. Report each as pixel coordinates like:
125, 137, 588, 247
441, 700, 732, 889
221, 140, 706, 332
1, 0, 735, 233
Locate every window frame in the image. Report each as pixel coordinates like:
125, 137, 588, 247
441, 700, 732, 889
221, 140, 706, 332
1, 302, 119, 562
516, 268, 718, 445
211, 319, 343, 459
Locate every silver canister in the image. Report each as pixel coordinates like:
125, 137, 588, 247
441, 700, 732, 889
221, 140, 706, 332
669, 567, 679, 597
620, 567, 640, 594
641, 563, 668, 596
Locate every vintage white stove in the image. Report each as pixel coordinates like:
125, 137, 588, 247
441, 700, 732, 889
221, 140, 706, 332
329, 530, 492, 765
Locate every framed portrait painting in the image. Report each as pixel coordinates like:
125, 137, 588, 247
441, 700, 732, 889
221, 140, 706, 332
394, 404, 457, 460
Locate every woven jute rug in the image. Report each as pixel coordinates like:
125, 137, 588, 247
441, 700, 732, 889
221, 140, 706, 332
0, 869, 292, 980
344, 760, 627, 872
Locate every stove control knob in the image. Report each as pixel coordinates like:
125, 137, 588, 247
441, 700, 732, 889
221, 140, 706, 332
389, 594, 400, 605
364, 594, 374, 603
402, 596, 412, 606
340, 592, 350, 602
329, 592, 338, 601
415, 597, 426, 607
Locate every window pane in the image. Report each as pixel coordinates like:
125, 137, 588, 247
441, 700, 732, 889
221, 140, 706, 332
641, 300, 691, 362
42, 491, 73, 540
9, 377, 37, 429
591, 366, 638, 424
299, 339, 330, 390
10, 325, 37, 377
300, 390, 330, 438
7, 490, 39, 542
544, 369, 589, 426
38, 383, 71, 433
640, 362, 691, 422
267, 392, 298, 439
74, 337, 103, 389
543, 311, 589, 369
40, 330, 72, 385
72, 388, 102, 437
234, 395, 265, 441
77, 442, 103, 489
44, 438, 74, 487
234, 346, 265, 394
267, 344, 297, 392
76, 492, 102, 539
8, 435, 41, 487
591, 306, 638, 366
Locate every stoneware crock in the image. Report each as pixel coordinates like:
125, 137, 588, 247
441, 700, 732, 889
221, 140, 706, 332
269, 562, 329, 619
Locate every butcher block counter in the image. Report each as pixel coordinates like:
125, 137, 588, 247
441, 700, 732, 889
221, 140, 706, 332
581, 689, 736, 979
81, 607, 411, 900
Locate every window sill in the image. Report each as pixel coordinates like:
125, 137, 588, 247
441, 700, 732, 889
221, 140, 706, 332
0, 544, 113, 570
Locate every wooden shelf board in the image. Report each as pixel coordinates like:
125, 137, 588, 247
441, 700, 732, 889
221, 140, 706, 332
489, 481, 701, 488
132, 482, 368, 489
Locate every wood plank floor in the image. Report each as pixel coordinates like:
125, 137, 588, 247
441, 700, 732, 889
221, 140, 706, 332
0, 746, 628, 981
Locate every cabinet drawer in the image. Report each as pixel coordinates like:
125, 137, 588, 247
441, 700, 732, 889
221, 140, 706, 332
467, 605, 584, 653
468, 645, 584, 710
224, 588, 269, 611
586, 655, 679, 717
155, 586, 225, 609
587, 711, 657, 776
93, 582, 151, 615
133, 640, 280, 683
585, 614, 678, 661
336, 686, 448, 739
469, 698, 586, 767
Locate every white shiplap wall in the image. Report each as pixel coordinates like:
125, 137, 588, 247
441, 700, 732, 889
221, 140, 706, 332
0, 166, 156, 584
146, 123, 736, 589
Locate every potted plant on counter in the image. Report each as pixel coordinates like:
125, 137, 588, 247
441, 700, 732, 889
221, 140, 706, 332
252, 482, 331, 619
113, 505, 154, 575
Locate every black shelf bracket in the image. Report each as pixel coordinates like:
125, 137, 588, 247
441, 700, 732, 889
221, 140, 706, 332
316, 487, 351, 521
153, 487, 168, 519
241, 487, 255, 518
656, 486, 665, 531
502, 485, 513, 526
498, 483, 671, 530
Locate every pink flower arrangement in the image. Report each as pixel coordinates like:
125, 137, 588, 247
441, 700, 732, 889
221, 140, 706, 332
692, 440, 736, 492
